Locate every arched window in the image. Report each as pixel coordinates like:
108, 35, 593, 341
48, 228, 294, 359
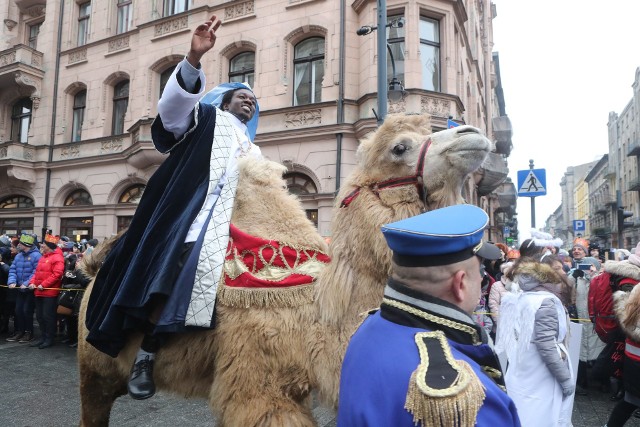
229, 52, 255, 88
64, 190, 93, 206
0, 195, 34, 209
11, 98, 33, 143
293, 38, 324, 106
72, 90, 86, 142
112, 80, 129, 135
284, 172, 318, 195
118, 184, 146, 204
159, 65, 176, 98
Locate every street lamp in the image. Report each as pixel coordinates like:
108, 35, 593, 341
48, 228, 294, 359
357, 16, 406, 123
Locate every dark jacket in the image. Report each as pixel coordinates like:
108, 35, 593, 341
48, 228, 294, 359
86, 103, 219, 357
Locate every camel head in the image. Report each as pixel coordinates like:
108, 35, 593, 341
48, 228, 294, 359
421, 123, 493, 210
320, 113, 492, 326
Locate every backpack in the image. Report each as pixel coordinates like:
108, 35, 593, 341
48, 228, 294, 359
588, 272, 636, 343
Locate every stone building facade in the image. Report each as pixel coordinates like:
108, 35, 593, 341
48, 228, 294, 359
0, 0, 513, 241
546, 67, 640, 250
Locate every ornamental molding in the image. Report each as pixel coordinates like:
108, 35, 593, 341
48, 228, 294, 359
0, 147, 7, 158
108, 35, 130, 53
30, 96, 40, 110
101, 138, 124, 153
4, 19, 17, 31
388, 99, 406, 114
26, 5, 45, 17
284, 109, 322, 128
0, 51, 16, 66
60, 145, 81, 159
23, 147, 35, 160
154, 16, 188, 37
225, 1, 255, 20
69, 49, 87, 65
420, 96, 451, 117
14, 71, 41, 96
31, 51, 43, 67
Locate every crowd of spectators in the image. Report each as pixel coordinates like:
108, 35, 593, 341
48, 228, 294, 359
0, 233, 96, 349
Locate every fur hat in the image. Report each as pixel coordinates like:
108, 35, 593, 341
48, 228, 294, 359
530, 229, 563, 248
628, 242, 640, 268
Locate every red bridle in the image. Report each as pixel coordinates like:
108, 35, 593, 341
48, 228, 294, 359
340, 139, 432, 208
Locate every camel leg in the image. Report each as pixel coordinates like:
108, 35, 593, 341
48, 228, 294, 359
214, 394, 316, 427
78, 364, 127, 427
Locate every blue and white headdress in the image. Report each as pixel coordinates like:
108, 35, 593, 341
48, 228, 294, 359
200, 82, 259, 141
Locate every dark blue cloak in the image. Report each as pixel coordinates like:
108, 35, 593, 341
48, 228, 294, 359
85, 104, 218, 358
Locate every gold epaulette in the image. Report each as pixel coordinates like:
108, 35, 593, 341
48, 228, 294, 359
405, 331, 486, 427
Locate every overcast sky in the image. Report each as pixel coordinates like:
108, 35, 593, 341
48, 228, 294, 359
492, 1, 640, 243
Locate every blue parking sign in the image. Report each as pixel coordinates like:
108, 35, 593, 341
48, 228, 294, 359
573, 220, 586, 232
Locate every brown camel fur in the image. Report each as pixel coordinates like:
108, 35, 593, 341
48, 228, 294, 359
77, 113, 493, 426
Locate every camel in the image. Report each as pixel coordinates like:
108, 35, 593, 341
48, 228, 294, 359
77, 113, 493, 426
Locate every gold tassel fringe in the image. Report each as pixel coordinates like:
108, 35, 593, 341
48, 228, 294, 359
217, 283, 314, 308
405, 361, 486, 427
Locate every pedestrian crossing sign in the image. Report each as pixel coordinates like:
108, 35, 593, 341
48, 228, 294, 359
517, 168, 546, 197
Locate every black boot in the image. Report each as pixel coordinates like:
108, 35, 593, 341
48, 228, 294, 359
576, 361, 589, 395
610, 377, 624, 401
128, 355, 155, 400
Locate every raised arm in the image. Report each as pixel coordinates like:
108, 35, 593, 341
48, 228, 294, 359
156, 16, 222, 144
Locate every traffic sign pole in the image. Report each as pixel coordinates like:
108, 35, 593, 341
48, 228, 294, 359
530, 160, 535, 228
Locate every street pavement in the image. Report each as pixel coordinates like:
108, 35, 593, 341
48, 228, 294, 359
1, 330, 639, 427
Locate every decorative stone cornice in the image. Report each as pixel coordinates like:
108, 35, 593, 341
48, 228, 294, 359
108, 35, 130, 53
154, 16, 188, 37
420, 96, 452, 118
14, 71, 41, 97
3, 19, 17, 31
60, 145, 81, 159
68, 49, 87, 65
101, 138, 124, 154
225, 1, 255, 21
26, 5, 45, 17
284, 109, 322, 128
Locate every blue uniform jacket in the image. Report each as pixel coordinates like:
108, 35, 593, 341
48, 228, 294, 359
338, 279, 520, 427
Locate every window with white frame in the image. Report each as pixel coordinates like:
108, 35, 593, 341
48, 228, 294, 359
293, 38, 324, 106
386, 14, 405, 89
229, 52, 255, 88
11, 98, 32, 143
77, 2, 91, 46
28, 23, 41, 49
72, 90, 86, 142
112, 80, 129, 135
420, 17, 440, 92
116, 0, 133, 34
163, 0, 188, 17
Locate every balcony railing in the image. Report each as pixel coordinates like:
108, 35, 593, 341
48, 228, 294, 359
0, 44, 44, 72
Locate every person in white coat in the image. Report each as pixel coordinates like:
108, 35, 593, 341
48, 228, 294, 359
496, 258, 575, 427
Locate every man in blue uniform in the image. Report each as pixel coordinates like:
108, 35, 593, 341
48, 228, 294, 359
338, 204, 521, 426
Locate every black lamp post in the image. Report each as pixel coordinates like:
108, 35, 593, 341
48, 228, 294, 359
357, 12, 405, 124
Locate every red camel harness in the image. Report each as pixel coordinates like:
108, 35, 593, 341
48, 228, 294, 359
340, 139, 432, 208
